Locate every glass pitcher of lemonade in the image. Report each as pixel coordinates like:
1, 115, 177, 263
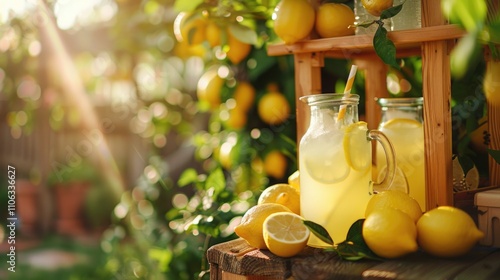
299, 93, 396, 247
375, 97, 426, 210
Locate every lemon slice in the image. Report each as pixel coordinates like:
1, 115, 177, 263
302, 133, 350, 184
263, 212, 310, 257
343, 122, 371, 171
381, 118, 422, 129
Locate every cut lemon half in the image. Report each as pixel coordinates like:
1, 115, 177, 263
263, 212, 310, 257
343, 122, 371, 172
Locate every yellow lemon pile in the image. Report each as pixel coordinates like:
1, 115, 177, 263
235, 183, 309, 257
363, 190, 484, 259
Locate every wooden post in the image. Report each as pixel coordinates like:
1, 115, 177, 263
421, 0, 454, 209
294, 52, 323, 153
485, 48, 500, 186
354, 56, 389, 131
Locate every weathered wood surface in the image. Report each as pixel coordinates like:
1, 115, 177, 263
207, 239, 500, 280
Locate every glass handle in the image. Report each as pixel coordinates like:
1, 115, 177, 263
369, 130, 396, 191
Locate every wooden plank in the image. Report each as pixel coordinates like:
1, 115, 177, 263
420, 0, 454, 210
208, 239, 500, 279
294, 52, 323, 155
207, 239, 289, 277
454, 250, 500, 280
267, 25, 465, 57
362, 249, 494, 280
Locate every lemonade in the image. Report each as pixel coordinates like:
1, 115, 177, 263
375, 98, 426, 210
299, 94, 395, 247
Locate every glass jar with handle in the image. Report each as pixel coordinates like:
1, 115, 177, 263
299, 93, 396, 247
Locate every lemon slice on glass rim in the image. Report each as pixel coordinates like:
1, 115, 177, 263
343, 121, 371, 172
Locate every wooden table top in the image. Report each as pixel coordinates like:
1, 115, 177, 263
207, 238, 500, 280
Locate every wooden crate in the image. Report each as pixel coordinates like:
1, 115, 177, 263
266, 0, 500, 210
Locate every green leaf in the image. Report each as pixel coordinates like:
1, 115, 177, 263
450, 31, 481, 78
373, 25, 399, 69
178, 168, 199, 187
303, 220, 334, 246
228, 23, 258, 46
174, 0, 203, 12
205, 168, 226, 195
488, 149, 500, 164
380, 2, 404, 20
336, 219, 383, 261
443, 0, 487, 32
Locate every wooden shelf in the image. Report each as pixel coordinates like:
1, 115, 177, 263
208, 239, 500, 280
267, 25, 465, 59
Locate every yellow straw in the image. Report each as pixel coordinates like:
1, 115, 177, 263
337, 65, 358, 121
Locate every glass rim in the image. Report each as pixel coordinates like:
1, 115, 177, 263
300, 93, 359, 106
376, 97, 423, 107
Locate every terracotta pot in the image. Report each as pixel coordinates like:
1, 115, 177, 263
53, 181, 90, 236
17, 180, 39, 237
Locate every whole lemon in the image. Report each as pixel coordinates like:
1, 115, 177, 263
483, 60, 500, 107
416, 206, 484, 258
234, 203, 292, 249
288, 170, 300, 191
258, 183, 300, 215
363, 207, 418, 258
361, 0, 394, 17
257, 91, 291, 125
173, 12, 207, 45
197, 68, 224, 110
227, 32, 252, 64
263, 150, 288, 179
273, 0, 315, 45
365, 190, 422, 223
233, 82, 256, 113
315, 3, 355, 38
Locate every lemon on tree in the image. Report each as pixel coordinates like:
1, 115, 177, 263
483, 59, 500, 107
197, 67, 224, 110
273, 0, 315, 45
263, 212, 310, 257
234, 203, 292, 249
365, 190, 422, 223
233, 81, 256, 113
264, 150, 288, 179
224, 105, 248, 130
315, 3, 355, 38
417, 206, 484, 258
258, 91, 290, 125
227, 32, 252, 65
173, 11, 207, 45
258, 183, 300, 215
363, 207, 419, 258
206, 21, 222, 47
361, 0, 394, 17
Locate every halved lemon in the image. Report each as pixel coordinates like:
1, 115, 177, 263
343, 122, 371, 171
263, 212, 310, 257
